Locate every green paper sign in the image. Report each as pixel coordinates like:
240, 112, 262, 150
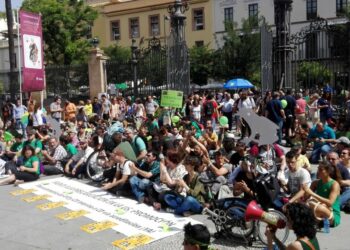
160, 90, 183, 108
4, 131, 13, 142
115, 83, 128, 90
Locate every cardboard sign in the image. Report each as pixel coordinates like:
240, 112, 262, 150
22, 195, 50, 202
160, 90, 183, 108
37, 201, 67, 211
81, 221, 117, 234
55, 210, 89, 220
112, 234, 153, 250
11, 189, 36, 196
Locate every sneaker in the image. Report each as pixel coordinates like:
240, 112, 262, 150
165, 207, 175, 213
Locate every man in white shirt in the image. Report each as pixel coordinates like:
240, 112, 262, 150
102, 148, 135, 196
235, 91, 256, 138
281, 150, 311, 207
145, 96, 159, 116
220, 92, 235, 130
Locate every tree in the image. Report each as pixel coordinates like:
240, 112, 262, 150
103, 44, 131, 62
21, 0, 98, 65
189, 44, 213, 85
212, 16, 263, 86
298, 61, 331, 87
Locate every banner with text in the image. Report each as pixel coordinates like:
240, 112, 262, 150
20, 10, 45, 92
19, 177, 199, 243
160, 90, 183, 108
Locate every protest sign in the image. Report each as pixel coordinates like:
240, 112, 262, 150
11, 188, 36, 196
112, 234, 153, 250
160, 90, 183, 108
19, 177, 199, 244
81, 221, 117, 234
56, 210, 89, 220
22, 194, 50, 202
37, 201, 67, 211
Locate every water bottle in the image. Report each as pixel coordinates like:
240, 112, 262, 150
323, 218, 330, 234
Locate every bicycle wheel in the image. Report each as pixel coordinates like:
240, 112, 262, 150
256, 209, 289, 245
86, 151, 107, 182
225, 206, 255, 239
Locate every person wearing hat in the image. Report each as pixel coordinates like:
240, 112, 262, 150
23, 129, 43, 156
65, 138, 94, 177
334, 136, 350, 156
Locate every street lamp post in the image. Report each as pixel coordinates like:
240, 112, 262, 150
131, 37, 138, 98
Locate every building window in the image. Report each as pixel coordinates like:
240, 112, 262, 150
336, 0, 348, 15
248, 3, 258, 18
306, 0, 317, 20
111, 21, 120, 40
149, 15, 160, 36
129, 17, 139, 38
193, 8, 204, 31
224, 7, 234, 31
195, 41, 204, 47
305, 33, 317, 59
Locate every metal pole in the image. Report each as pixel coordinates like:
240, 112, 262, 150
131, 37, 138, 98
16, 9, 22, 105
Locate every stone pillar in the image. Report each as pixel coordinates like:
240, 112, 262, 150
88, 48, 108, 99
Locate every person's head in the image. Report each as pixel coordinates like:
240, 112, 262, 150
86, 99, 91, 104
55, 96, 61, 104
317, 160, 341, 181
112, 132, 123, 145
206, 94, 213, 100
124, 128, 134, 141
285, 150, 298, 172
145, 151, 158, 164
316, 122, 325, 132
184, 155, 202, 172
183, 223, 210, 250
22, 145, 35, 159
214, 151, 225, 167
111, 148, 125, 163
14, 133, 23, 142
340, 148, 350, 162
222, 137, 235, 153
165, 149, 181, 168
235, 141, 246, 155
16, 99, 21, 106
27, 129, 37, 141
240, 90, 248, 99
291, 145, 302, 157
205, 120, 212, 129
326, 151, 339, 166
272, 91, 280, 99
94, 97, 98, 103
147, 95, 153, 102
101, 94, 106, 101
284, 203, 317, 239
48, 137, 59, 149
79, 139, 88, 149
336, 137, 350, 152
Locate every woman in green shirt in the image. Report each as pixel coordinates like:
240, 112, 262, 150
0, 145, 40, 185
304, 161, 341, 227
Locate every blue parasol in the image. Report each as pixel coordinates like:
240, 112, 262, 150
223, 78, 254, 89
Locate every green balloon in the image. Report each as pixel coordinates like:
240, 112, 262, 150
281, 99, 288, 109
219, 116, 229, 126
171, 116, 180, 124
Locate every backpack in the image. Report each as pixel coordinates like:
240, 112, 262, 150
204, 101, 214, 116
253, 173, 280, 210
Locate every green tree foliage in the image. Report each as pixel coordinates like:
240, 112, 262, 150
103, 44, 131, 62
213, 16, 263, 85
298, 61, 331, 86
189, 44, 213, 85
21, 0, 98, 65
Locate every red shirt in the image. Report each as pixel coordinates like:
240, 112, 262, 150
295, 99, 307, 114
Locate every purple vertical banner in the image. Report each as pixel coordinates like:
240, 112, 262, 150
20, 10, 45, 92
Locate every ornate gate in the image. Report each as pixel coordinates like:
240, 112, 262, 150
289, 18, 349, 90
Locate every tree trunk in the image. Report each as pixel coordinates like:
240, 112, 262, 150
5, 0, 17, 101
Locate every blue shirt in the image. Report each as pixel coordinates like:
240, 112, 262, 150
13, 105, 27, 120
308, 125, 335, 149
266, 99, 283, 123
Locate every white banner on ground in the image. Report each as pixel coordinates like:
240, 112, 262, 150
19, 177, 199, 242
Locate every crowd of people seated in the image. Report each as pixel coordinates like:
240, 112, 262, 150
0, 87, 349, 249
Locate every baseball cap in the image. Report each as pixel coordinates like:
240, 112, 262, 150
336, 137, 350, 146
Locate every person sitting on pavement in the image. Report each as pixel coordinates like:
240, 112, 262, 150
124, 127, 147, 163
23, 129, 43, 156
333, 136, 350, 156
183, 222, 211, 250
59, 135, 78, 159
42, 137, 68, 175
265, 203, 320, 250
290, 145, 312, 176
280, 150, 311, 206
4, 133, 23, 161
64, 138, 94, 178
304, 160, 341, 227
0, 145, 40, 186
333, 149, 350, 211
129, 151, 160, 203
307, 122, 336, 164
101, 148, 135, 196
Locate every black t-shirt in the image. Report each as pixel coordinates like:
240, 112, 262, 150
230, 152, 244, 166
235, 171, 255, 200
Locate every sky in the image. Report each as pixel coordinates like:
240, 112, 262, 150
0, 0, 24, 12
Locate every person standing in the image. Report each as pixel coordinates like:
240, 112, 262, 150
235, 90, 256, 138
265, 92, 286, 145
145, 96, 159, 116
64, 100, 77, 122
50, 97, 63, 123
13, 99, 28, 138
295, 92, 307, 124
101, 94, 111, 121
220, 92, 234, 131
203, 94, 218, 131
92, 97, 102, 117
282, 89, 296, 146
